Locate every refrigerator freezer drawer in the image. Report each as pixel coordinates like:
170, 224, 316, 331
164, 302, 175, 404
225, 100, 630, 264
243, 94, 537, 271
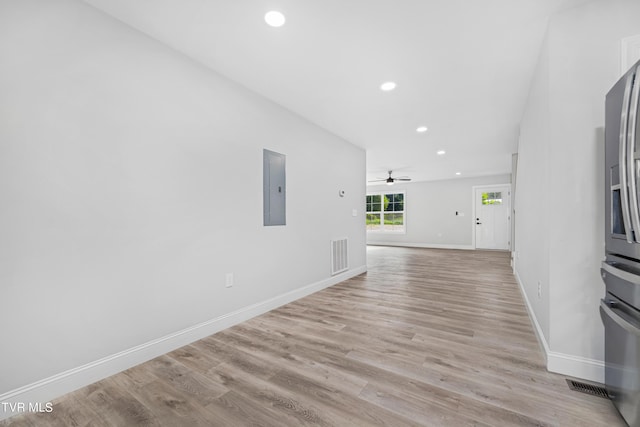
602, 260, 640, 309
600, 297, 640, 427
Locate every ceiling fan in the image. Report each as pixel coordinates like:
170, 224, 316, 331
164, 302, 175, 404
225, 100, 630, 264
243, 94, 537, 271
368, 170, 411, 185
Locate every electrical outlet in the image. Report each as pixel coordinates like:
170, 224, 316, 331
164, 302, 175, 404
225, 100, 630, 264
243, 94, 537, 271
537, 281, 541, 298
225, 273, 234, 288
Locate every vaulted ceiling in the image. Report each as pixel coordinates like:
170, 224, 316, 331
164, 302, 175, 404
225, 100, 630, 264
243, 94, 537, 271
84, 0, 592, 183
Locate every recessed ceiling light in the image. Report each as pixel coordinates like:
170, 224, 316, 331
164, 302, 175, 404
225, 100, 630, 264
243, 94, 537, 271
455, 172, 462, 176
380, 81, 396, 91
437, 150, 446, 155
265, 11, 286, 27
416, 126, 428, 133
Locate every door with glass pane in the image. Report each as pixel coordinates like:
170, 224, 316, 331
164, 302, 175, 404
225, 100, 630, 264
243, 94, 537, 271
474, 185, 511, 250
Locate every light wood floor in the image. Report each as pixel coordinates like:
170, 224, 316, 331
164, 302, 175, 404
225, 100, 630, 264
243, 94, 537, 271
2, 246, 624, 426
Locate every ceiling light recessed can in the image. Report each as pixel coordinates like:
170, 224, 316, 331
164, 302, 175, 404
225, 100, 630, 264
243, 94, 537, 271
380, 81, 396, 91
416, 126, 428, 133
437, 150, 446, 155
455, 172, 462, 176
265, 11, 286, 27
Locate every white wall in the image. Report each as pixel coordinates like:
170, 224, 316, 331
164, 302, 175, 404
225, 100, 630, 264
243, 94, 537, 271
367, 174, 510, 248
515, 0, 640, 381
516, 28, 552, 343
0, 0, 366, 412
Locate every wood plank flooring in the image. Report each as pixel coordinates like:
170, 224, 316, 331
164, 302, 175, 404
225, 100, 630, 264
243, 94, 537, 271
1, 246, 625, 426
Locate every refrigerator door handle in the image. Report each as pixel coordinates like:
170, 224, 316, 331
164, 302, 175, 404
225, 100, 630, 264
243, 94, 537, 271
600, 300, 640, 336
628, 66, 640, 242
602, 261, 640, 285
620, 72, 634, 243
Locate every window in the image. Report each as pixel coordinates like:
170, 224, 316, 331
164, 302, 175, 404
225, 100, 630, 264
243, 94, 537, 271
366, 192, 405, 232
482, 192, 502, 205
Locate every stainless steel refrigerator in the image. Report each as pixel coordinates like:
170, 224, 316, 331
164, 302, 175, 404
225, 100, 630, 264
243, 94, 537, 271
602, 57, 640, 427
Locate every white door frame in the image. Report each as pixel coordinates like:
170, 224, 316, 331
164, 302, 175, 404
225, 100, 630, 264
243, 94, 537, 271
471, 183, 512, 250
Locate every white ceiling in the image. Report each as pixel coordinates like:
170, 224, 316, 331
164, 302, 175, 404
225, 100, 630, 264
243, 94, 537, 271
84, 0, 591, 183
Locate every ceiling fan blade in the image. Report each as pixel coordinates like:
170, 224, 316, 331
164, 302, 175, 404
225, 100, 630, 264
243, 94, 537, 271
369, 170, 411, 183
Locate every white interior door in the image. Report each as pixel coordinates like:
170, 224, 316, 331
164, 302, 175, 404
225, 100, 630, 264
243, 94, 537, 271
475, 185, 511, 250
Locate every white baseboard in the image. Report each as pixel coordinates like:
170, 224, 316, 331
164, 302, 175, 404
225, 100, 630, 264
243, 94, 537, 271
513, 269, 604, 383
513, 269, 550, 363
547, 351, 604, 383
367, 242, 474, 250
0, 265, 367, 422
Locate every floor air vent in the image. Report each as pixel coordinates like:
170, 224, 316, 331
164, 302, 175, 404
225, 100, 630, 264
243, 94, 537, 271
566, 379, 609, 399
331, 238, 348, 275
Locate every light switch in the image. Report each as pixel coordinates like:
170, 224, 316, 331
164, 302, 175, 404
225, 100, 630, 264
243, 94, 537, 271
352, 209, 357, 217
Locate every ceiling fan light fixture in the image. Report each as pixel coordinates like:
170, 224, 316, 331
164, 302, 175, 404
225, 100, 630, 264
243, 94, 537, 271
265, 11, 286, 27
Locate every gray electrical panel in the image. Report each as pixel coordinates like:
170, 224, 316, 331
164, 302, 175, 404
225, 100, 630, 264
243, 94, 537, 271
263, 149, 286, 226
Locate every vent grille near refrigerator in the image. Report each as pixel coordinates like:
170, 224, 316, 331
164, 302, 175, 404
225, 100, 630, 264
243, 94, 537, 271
331, 238, 348, 275
566, 379, 609, 399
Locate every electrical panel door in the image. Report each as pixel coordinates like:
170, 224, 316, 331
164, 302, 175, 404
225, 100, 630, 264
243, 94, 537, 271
263, 149, 286, 226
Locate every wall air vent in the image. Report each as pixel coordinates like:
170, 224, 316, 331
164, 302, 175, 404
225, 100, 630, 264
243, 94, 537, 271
331, 238, 348, 275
